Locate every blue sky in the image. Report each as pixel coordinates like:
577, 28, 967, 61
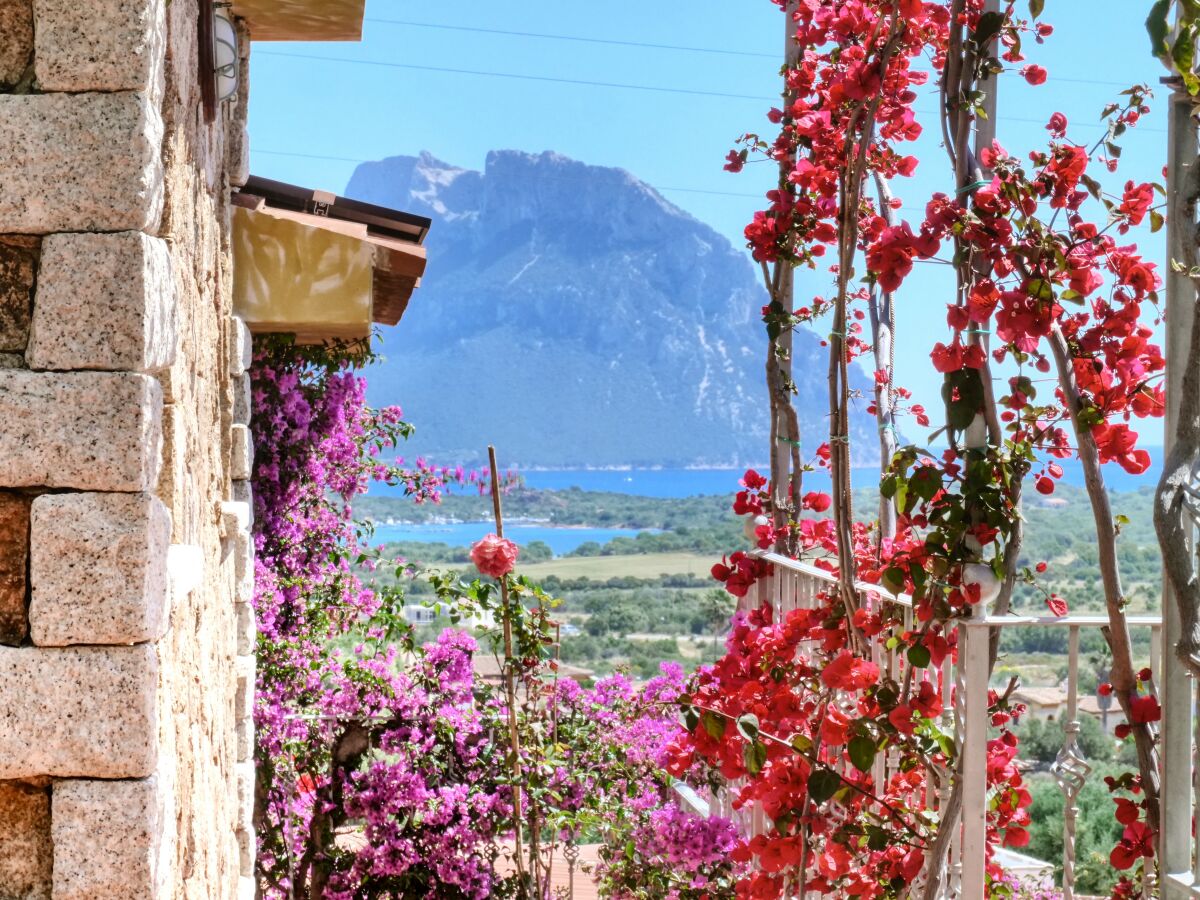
248, 1, 1169, 438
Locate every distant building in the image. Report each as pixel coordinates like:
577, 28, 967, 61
403, 605, 437, 625
1011, 685, 1119, 735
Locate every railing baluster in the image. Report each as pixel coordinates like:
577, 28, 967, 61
744, 552, 1177, 899
958, 607, 988, 898
1051, 626, 1090, 900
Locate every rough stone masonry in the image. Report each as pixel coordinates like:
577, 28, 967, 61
0, 0, 255, 896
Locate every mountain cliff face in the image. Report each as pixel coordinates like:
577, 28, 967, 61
345, 150, 874, 468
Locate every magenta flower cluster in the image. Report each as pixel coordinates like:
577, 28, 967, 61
249, 337, 742, 899
249, 339, 495, 897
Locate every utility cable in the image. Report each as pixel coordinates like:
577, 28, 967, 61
363, 18, 777, 59
253, 51, 1167, 133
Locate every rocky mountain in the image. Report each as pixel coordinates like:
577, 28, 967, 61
344, 150, 874, 468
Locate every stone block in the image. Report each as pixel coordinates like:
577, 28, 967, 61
236, 823, 254, 878
0, 645, 156, 778
0, 779, 51, 900
234, 761, 254, 833
29, 493, 170, 647
232, 372, 252, 425
0, 92, 162, 234
230, 423, 253, 481
157, 402, 180, 517
0, 0, 33, 88
234, 655, 255, 721
34, 0, 164, 93
0, 371, 162, 491
234, 602, 255, 656
0, 493, 29, 646
51, 776, 164, 900
28, 232, 175, 373
231, 480, 254, 523
235, 715, 254, 764
222, 500, 252, 584
229, 316, 252, 376
0, 236, 37, 353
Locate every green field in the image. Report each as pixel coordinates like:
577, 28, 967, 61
517, 552, 715, 580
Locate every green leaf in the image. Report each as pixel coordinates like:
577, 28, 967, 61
1059, 289, 1085, 306
907, 643, 932, 669
1174, 27, 1197, 83
736, 713, 760, 742
848, 735, 877, 772
744, 740, 768, 776
1029, 0, 1044, 18
910, 467, 941, 502
791, 734, 814, 754
808, 768, 842, 804
973, 11, 1005, 48
882, 566, 906, 594
1151, 209, 1165, 234
1148, 0, 1172, 58
866, 825, 890, 851
701, 710, 726, 741
1026, 278, 1055, 302
880, 475, 898, 500
910, 565, 927, 591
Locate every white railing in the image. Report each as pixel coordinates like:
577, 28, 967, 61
729, 552, 1169, 900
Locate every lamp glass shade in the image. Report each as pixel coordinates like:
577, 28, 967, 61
214, 9, 239, 102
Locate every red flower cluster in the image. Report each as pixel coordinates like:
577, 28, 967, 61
711, 551, 773, 598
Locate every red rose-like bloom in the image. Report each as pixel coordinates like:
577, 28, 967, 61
470, 533, 519, 578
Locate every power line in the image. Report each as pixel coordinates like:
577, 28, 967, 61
361, 17, 1143, 89
253, 51, 1167, 133
363, 18, 777, 59
253, 51, 772, 101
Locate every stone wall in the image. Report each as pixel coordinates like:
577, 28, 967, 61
0, 0, 254, 896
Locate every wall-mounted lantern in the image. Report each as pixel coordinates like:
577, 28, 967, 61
198, 0, 240, 121
214, 6, 239, 102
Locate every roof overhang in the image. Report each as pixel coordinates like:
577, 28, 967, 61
231, 0, 365, 41
232, 177, 430, 342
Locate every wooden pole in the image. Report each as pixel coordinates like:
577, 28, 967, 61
488, 445, 528, 892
